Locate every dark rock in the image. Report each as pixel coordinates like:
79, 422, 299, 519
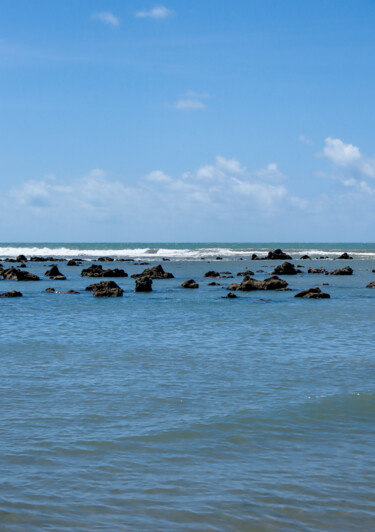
336, 252, 353, 260
135, 277, 152, 292
16, 255, 27, 262
300, 255, 311, 260
45, 288, 56, 293
97, 256, 114, 262
19, 263, 26, 268
220, 271, 232, 275
366, 281, 375, 288
67, 290, 79, 294
216, 257, 223, 260
45, 264, 63, 277
0, 290, 22, 297
227, 275, 288, 291
162, 258, 170, 261
222, 292, 237, 299
251, 254, 261, 260
181, 279, 199, 289
271, 262, 302, 275
2, 267, 40, 281
67, 260, 79, 266
81, 265, 128, 278
132, 264, 173, 279
329, 266, 353, 276
266, 249, 292, 260
86, 280, 123, 297
204, 270, 221, 278
308, 267, 328, 274
295, 287, 330, 299
208, 282, 220, 286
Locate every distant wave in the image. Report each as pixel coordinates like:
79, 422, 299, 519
0, 245, 375, 260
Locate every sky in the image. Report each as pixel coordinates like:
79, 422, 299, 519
1, 0, 375, 242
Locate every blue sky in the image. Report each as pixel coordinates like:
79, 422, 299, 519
1, 0, 375, 241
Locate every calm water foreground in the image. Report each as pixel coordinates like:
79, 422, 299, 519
1, 244, 375, 531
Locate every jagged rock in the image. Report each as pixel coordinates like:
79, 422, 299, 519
45, 288, 56, 293
222, 292, 237, 298
336, 252, 353, 259
237, 270, 254, 276
272, 262, 302, 275
86, 280, 123, 297
181, 279, 199, 289
0, 290, 22, 297
135, 277, 152, 292
16, 255, 27, 262
329, 266, 353, 275
208, 282, 220, 286
227, 275, 288, 291
300, 255, 311, 260
204, 270, 221, 278
266, 249, 292, 260
308, 267, 328, 274
98, 256, 114, 262
131, 264, 173, 279
2, 267, 40, 281
81, 265, 128, 278
366, 281, 375, 288
295, 287, 330, 299
45, 265, 63, 277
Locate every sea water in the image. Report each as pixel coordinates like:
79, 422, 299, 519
0, 243, 374, 531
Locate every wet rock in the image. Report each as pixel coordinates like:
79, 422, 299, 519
208, 282, 220, 286
216, 257, 223, 260
366, 281, 375, 288
271, 262, 302, 275
329, 266, 353, 275
19, 263, 26, 268
45, 288, 56, 293
81, 265, 128, 278
336, 252, 353, 259
181, 279, 199, 289
227, 275, 288, 291
67, 260, 79, 266
97, 256, 114, 262
308, 267, 328, 274
266, 249, 292, 260
204, 270, 221, 278
2, 267, 40, 281
237, 270, 254, 276
251, 254, 261, 260
135, 277, 152, 292
45, 264, 64, 277
131, 264, 174, 280
300, 255, 311, 260
0, 290, 23, 297
295, 287, 330, 299
16, 254, 27, 262
86, 280, 123, 297
162, 258, 170, 261
222, 292, 237, 299
66, 290, 79, 294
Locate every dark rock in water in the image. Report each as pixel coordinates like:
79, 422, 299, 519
66, 290, 79, 294
319, 256, 329, 259
52, 275, 67, 280
3, 258, 18, 263
2, 267, 40, 281
181, 279, 199, 289
366, 281, 375, 288
295, 287, 330, 299
227, 275, 288, 292
336, 252, 353, 260
19, 263, 26, 268
0, 290, 22, 297
237, 270, 255, 276
220, 271, 232, 275
266, 249, 292, 260
81, 265, 128, 278
222, 292, 237, 299
86, 280, 123, 297
67, 260, 79, 266
272, 262, 302, 275
29, 256, 64, 262
216, 256, 223, 260
162, 258, 170, 261
98, 256, 114, 262
132, 264, 174, 279
45, 264, 63, 277
135, 276, 152, 292
45, 288, 56, 293
251, 253, 261, 260
137, 262, 150, 266
16, 254, 27, 262
300, 255, 311, 260
329, 266, 353, 276
208, 282, 220, 286
308, 267, 328, 274
256, 269, 265, 273
204, 270, 221, 278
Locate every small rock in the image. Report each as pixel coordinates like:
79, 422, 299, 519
329, 266, 353, 276
366, 281, 375, 288
222, 292, 237, 298
204, 270, 221, 278
295, 287, 330, 299
300, 255, 311, 260
181, 279, 199, 289
0, 290, 22, 297
45, 288, 56, 293
308, 268, 328, 274
135, 277, 152, 292
336, 252, 353, 259
271, 262, 302, 275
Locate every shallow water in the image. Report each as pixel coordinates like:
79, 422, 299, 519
1, 244, 375, 531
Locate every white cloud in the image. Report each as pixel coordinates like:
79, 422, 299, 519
91, 12, 120, 27
172, 91, 209, 111
322, 137, 375, 179
299, 134, 313, 146
135, 6, 174, 19
145, 170, 172, 182
256, 163, 285, 181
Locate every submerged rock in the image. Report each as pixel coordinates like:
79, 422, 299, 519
271, 262, 302, 275
366, 281, 375, 288
308, 268, 328, 274
0, 290, 22, 297
222, 292, 237, 299
67, 259, 79, 266
45, 288, 56, 293
181, 279, 199, 289
329, 266, 353, 275
2, 267, 40, 281
86, 280, 123, 297
132, 264, 174, 280
237, 270, 254, 276
135, 276, 152, 292
208, 282, 220, 286
295, 287, 330, 299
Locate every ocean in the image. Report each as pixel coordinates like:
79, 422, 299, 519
1, 243, 374, 531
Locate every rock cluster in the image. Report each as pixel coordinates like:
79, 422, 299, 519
86, 280, 123, 297
132, 264, 174, 279
81, 265, 128, 278
271, 262, 302, 275
2, 267, 40, 281
329, 266, 353, 276
295, 287, 330, 299
227, 275, 288, 292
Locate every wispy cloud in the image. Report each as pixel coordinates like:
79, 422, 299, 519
172, 91, 209, 111
135, 6, 174, 19
91, 12, 120, 27
299, 134, 313, 146
322, 137, 375, 179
